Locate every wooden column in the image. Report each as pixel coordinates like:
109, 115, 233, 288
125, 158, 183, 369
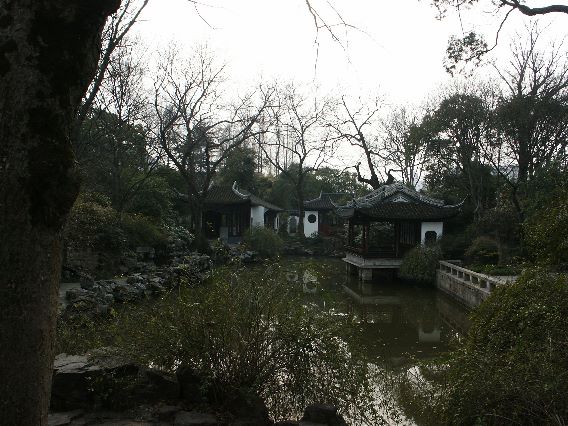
363, 223, 369, 254
394, 222, 400, 258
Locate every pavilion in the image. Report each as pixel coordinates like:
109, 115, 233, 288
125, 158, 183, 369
203, 182, 283, 243
336, 182, 463, 281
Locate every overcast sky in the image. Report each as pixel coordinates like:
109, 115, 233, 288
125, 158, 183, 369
133, 0, 566, 107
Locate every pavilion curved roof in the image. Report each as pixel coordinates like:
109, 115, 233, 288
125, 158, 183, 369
336, 182, 463, 221
303, 192, 351, 211
204, 182, 283, 212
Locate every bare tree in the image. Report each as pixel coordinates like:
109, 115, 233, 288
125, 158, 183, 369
328, 96, 385, 189
432, 0, 568, 73
486, 28, 568, 217
381, 107, 428, 189
152, 47, 273, 234
76, 0, 150, 127
261, 84, 336, 235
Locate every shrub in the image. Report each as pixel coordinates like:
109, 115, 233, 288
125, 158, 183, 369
210, 238, 231, 263
439, 231, 471, 259
189, 232, 211, 254
60, 265, 381, 422
437, 269, 568, 425
65, 195, 125, 253
470, 263, 523, 276
464, 236, 499, 265
525, 196, 568, 266
399, 245, 442, 284
121, 213, 169, 249
243, 226, 284, 258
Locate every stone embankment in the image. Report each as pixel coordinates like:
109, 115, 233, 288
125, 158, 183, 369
50, 353, 347, 426
436, 260, 516, 308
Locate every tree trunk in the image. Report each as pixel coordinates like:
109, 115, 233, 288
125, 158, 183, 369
0, 2, 119, 424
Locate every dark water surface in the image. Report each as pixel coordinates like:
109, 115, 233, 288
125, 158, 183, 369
280, 257, 471, 424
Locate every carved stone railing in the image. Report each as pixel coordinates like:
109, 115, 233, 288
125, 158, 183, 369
438, 260, 504, 293
436, 261, 512, 308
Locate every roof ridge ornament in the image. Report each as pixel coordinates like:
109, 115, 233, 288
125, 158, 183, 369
232, 181, 249, 200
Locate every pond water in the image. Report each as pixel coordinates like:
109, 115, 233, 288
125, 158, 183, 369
280, 257, 471, 424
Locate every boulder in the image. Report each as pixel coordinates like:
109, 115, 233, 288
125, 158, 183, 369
174, 411, 217, 426
176, 366, 204, 404
143, 368, 180, 400
80, 274, 95, 290
221, 388, 270, 425
47, 410, 83, 426
51, 354, 102, 410
154, 405, 183, 421
51, 353, 139, 411
113, 281, 145, 303
300, 404, 346, 426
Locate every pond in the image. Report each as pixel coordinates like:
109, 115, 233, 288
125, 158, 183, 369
279, 257, 471, 424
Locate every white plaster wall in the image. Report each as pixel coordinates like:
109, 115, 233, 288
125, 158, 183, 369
250, 206, 266, 228
304, 210, 319, 237
420, 222, 443, 244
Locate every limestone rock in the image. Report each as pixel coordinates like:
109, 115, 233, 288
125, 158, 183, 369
300, 404, 346, 426
174, 411, 217, 426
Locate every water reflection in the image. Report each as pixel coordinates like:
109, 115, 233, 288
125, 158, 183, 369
285, 259, 470, 367
278, 259, 472, 424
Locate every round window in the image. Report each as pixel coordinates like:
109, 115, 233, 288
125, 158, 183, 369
307, 214, 317, 224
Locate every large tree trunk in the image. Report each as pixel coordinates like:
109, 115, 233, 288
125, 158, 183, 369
0, 2, 119, 424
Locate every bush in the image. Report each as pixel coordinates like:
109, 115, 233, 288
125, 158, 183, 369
439, 231, 471, 259
465, 236, 499, 265
65, 195, 125, 253
436, 269, 568, 425
525, 196, 568, 266
470, 263, 524, 276
399, 245, 442, 284
121, 213, 169, 249
189, 232, 211, 254
59, 265, 381, 422
243, 226, 284, 258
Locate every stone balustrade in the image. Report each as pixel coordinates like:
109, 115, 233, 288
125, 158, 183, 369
437, 261, 508, 308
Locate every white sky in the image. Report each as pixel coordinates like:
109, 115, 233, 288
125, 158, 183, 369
132, 1, 566, 172
133, 0, 566, 106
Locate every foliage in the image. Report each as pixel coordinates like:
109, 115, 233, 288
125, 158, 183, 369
65, 194, 125, 253
399, 245, 442, 284
243, 226, 284, 258
469, 263, 523, 277
465, 236, 499, 265
121, 213, 169, 249
216, 146, 258, 192
210, 238, 231, 263
525, 191, 568, 267
438, 269, 568, 425
56, 314, 117, 356
190, 232, 212, 254
58, 265, 382, 423
125, 174, 173, 220
438, 231, 472, 260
